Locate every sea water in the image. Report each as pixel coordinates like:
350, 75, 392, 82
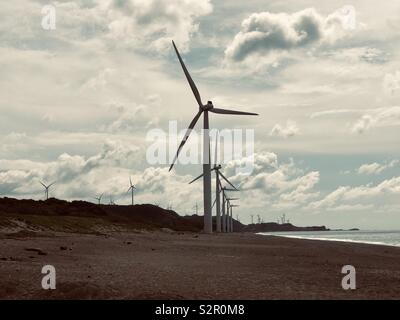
259, 230, 400, 247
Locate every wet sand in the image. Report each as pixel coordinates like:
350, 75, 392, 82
1, 230, 400, 299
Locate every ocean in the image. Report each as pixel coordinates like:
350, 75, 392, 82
259, 230, 400, 247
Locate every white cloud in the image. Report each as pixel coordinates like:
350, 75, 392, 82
270, 120, 299, 138
310, 109, 359, 119
104, 104, 160, 133
225, 6, 357, 62
321, 47, 387, 64
309, 176, 400, 211
222, 152, 319, 210
357, 160, 399, 175
383, 71, 400, 95
0, 0, 212, 53
351, 107, 400, 133
0, 140, 199, 209
102, 0, 213, 52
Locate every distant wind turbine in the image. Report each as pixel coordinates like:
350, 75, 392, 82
40, 181, 55, 200
109, 195, 115, 205
169, 40, 258, 234
193, 203, 199, 215
94, 193, 104, 205
127, 177, 136, 206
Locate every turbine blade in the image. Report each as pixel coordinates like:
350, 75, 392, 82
169, 110, 203, 171
189, 167, 217, 184
212, 197, 217, 209
39, 181, 46, 188
130, 176, 132, 187
210, 108, 258, 116
48, 181, 56, 188
219, 172, 237, 190
189, 173, 204, 184
172, 41, 203, 108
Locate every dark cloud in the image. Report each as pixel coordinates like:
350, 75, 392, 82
225, 8, 351, 61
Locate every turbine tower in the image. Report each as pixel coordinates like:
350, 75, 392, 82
40, 181, 55, 200
190, 133, 238, 232
217, 187, 239, 233
193, 203, 199, 215
127, 177, 136, 206
94, 193, 103, 205
169, 41, 258, 234
226, 198, 239, 232
230, 204, 240, 232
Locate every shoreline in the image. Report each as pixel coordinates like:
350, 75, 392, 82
259, 233, 400, 248
1, 230, 400, 299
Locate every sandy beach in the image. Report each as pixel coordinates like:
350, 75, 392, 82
1, 230, 400, 300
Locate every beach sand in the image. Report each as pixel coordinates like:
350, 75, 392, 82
1, 230, 400, 299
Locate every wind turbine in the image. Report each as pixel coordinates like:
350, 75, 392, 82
169, 40, 258, 234
109, 195, 115, 205
230, 204, 240, 232
40, 181, 55, 200
94, 193, 104, 205
193, 203, 199, 215
127, 177, 136, 206
226, 198, 239, 233
190, 133, 238, 232
216, 186, 238, 233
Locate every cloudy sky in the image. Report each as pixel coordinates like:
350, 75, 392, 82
1, 0, 400, 229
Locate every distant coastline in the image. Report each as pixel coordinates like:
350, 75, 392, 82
242, 222, 330, 233
0, 197, 359, 234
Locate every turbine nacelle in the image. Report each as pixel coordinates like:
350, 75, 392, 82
203, 101, 214, 111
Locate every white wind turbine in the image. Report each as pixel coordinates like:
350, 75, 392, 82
94, 193, 104, 205
190, 133, 238, 232
225, 197, 239, 232
216, 185, 239, 233
169, 40, 258, 234
127, 177, 136, 206
229, 204, 240, 232
40, 181, 55, 200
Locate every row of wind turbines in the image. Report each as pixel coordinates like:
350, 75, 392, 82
168, 41, 258, 234
39, 40, 258, 234
39, 177, 138, 206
